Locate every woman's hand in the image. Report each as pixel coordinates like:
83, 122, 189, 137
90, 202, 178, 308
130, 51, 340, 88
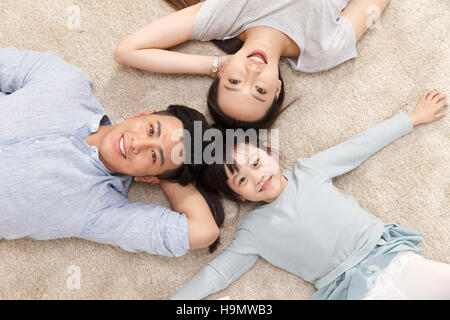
408, 90, 448, 127
218, 55, 232, 75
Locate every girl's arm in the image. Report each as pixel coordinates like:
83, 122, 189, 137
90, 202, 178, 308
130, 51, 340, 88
160, 180, 219, 250
301, 91, 447, 179
114, 3, 214, 75
171, 227, 260, 300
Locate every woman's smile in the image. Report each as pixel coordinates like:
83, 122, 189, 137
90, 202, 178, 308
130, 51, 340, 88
247, 50, 267, 64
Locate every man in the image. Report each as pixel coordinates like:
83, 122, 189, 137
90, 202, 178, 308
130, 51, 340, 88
0, 47, 219, 257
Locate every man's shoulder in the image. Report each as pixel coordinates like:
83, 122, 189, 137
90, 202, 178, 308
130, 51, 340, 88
24, 48, 94, 90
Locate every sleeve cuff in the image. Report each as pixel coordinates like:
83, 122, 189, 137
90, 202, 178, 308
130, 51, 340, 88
397, 112, 414, 135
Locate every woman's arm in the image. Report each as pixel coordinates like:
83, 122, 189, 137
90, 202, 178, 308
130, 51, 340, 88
114, 3, 214, 75
160, 180, 219, 250
342, 0, 391, 42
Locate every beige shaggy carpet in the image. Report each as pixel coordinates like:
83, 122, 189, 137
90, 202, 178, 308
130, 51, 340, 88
0, 0, 448, 300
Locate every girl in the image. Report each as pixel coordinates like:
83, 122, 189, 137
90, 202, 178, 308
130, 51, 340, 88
170, 90, 450, 299
115, 0, 391, 129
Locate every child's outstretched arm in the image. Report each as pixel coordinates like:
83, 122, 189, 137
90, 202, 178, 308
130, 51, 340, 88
114, 3, 216, 76
171, 227, 260, 300
160, 180, 220, 250
302, 91, 447, 179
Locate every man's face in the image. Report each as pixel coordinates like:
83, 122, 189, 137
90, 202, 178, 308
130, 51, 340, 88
98, 111, 184, 178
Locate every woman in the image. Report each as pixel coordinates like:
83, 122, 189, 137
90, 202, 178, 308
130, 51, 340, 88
115, 0, 391, 129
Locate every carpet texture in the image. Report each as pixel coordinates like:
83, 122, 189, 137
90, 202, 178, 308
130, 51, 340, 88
0, 0, 448, 299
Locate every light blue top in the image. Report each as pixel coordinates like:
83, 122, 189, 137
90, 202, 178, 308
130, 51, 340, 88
0, 47, 189, 257
171, 112, 414, 299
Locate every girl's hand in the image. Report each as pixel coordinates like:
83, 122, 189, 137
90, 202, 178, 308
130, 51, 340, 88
408, 90, 448, 127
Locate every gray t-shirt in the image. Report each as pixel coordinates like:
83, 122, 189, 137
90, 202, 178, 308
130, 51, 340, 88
171, 112, 414, 299
191, 0, 357, 73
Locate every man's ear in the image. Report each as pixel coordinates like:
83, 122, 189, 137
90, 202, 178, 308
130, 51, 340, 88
128, 109, 156, 120
134, 176, 160, 184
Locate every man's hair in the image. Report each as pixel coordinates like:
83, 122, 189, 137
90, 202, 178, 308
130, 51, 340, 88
154, 105, 210, 185
153, 105, 225, 254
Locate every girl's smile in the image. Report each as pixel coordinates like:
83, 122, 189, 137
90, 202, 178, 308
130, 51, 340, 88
259, 175, 272, 192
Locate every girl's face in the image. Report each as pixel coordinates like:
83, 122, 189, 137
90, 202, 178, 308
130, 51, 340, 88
225, 143, 285, 203
217, 46, 282, 123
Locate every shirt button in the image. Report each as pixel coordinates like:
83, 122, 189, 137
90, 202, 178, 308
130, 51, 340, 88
70, 136, 76, 140
34, 139, 40, 144
0, 149, 2, 154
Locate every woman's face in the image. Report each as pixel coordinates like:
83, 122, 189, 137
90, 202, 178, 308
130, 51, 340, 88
225, 143, 285, 203
217, 47, 282, 122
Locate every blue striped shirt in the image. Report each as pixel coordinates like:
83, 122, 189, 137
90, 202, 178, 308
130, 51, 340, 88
0, 47, 189, 257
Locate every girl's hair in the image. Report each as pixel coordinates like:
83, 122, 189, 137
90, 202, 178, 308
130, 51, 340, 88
196, 129, 270, 248
203, 129, 269, 199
